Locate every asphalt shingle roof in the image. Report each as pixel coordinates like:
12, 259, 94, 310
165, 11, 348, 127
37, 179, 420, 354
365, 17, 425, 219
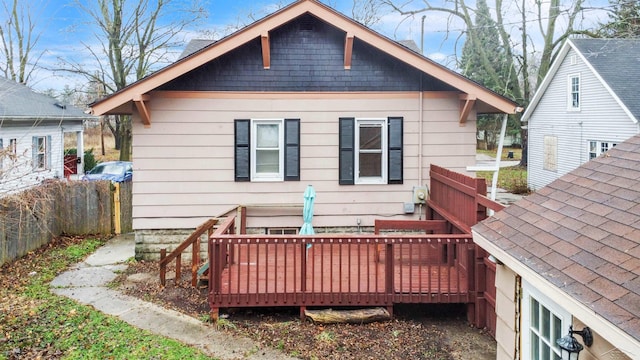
571, 38, 640, 121
0, 76, 88, 121
473, 134, 640, 342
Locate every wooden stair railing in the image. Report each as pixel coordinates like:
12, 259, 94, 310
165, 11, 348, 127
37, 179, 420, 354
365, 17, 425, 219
159, 218, 219, 287
159, 215, 237, 287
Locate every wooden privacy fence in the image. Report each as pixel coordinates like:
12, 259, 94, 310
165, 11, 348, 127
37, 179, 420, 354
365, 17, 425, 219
0, 180, 133, 266
208, 233, 475, 319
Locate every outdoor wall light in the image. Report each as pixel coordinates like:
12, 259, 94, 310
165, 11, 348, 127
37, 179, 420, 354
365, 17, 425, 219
556, 326, 593, 360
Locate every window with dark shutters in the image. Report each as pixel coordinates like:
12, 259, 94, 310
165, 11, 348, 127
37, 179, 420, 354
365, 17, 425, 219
234, 119, 250, 181
284, 119, 300, 181
388, 117, 403, 184
339, 117, 355, 185
235, 118, 300, 182
339, 116, 403, 185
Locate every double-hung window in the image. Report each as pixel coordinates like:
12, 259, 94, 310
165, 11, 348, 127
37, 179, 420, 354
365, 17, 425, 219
568, 74, 580, 110
339, 117, 403, 185
355, 119, 387, 184
523, 281, 570, 360
32, 136, 51, 170
252, 120, 284, 181
234, 118, 300, 182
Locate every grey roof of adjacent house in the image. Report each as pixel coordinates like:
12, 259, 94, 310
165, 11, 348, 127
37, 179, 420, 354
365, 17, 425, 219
0, 76, 88, 121
571, 38, 640, 121
473, 134, 640, 342
178, 39, 216, 60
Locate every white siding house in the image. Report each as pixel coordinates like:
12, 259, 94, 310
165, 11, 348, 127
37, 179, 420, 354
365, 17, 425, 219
0, 77, 88, 195
524, 38, 640, 191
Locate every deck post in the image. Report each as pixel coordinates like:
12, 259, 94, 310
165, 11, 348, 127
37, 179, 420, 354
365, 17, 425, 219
300, 306, 306, 321
160, 248, 166, 286
384, 243, 394, 300
175, 253, 181, 285
192, 234, 200, 287
474, 246, 488, 329
300, 243, 307, 293
210, 307, 219, 323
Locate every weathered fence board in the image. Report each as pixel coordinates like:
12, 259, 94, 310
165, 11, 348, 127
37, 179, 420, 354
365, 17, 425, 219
0, 180, 131, 266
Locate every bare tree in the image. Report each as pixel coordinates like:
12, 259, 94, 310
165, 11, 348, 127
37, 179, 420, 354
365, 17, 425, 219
0, 0, 43, 85
352, 0, 383, 27
378, 0, 600, 166
58, 0, 207, 161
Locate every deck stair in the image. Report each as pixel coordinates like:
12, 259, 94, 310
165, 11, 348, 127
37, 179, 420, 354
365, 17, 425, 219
159, 216, 236, 287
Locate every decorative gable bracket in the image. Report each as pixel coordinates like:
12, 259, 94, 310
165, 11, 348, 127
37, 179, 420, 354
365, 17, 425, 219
261, 32, 270, 69
459, 94, 476, 126
134, 94, 151, 127
344, 33, 354, 70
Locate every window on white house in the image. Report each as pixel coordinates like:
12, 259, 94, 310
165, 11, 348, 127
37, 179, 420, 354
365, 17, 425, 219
543, 136, 557, 171
9, 138, 16, 155
568, 75, 580, 110
589, 140, 617, 160
32, 136, 50, 170
523, 281, 570, 360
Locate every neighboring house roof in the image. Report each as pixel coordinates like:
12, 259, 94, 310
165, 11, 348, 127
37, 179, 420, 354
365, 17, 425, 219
522, 38, 640, 123
473, 134, 640, 357
91, 0, 518, 117
0, 76, 88, 122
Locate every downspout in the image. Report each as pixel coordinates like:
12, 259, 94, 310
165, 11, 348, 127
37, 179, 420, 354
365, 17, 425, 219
490, 114, 509, 202
419, 86, 424, 185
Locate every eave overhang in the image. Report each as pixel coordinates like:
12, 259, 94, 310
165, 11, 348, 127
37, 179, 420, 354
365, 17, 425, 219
90, 0, 519, 121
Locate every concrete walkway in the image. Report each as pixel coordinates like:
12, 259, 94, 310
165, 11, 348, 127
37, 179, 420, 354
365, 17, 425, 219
50, 234, 296, 360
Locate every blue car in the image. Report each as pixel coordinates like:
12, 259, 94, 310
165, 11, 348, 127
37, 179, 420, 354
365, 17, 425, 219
83, 161, 133, 182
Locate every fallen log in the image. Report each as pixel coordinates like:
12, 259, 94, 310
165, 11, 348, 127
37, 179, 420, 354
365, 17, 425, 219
304, 307, 391, 324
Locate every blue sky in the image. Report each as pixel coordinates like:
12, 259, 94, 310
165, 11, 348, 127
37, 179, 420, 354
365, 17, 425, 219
27, 0, 607, 93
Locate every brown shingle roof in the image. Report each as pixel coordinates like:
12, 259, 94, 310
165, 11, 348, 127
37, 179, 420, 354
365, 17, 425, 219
473, 134, 640, 342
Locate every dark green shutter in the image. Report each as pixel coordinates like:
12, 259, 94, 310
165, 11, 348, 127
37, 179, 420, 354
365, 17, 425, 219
284, 119, 300, 181
234, 119, 250, 182
339, 117, 355, 185
388, 117, 403, 184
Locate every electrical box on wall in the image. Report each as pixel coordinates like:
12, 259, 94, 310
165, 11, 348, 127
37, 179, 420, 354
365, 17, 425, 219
413, 186, 428, 204
403, 202, 415, 214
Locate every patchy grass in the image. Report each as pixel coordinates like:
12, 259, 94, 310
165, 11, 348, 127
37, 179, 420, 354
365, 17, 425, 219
0, 235, 215, 360
477, 166, 530, 194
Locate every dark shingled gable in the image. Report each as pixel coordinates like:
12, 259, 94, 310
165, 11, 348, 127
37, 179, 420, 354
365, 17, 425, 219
473, 134, 640, 343
160, 14, 456, 92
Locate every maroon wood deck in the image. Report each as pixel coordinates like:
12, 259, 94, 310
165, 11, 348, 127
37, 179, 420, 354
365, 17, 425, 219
208, 235, 474, 313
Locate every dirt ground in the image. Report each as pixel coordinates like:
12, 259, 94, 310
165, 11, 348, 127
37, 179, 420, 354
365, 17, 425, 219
116, 261, 497, 360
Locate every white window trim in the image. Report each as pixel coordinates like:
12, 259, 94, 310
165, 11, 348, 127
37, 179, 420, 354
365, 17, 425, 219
34, 136, 47, 170
251, 119, 284, 181
588, 140, 617, 160
355, 118, 388, 185
522, 279, 571, 360
568, 74, 581, 111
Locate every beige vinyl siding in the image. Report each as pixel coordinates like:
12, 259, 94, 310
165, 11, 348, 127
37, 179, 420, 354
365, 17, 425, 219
132, 93, 476, 230
528, 48, 640, 191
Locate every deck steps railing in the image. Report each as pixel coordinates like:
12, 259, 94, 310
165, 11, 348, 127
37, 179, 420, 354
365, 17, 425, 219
159, 216, 236, 287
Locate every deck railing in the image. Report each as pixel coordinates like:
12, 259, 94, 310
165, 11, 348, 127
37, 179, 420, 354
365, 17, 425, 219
208, 233, 474, 318
160, 216, 236, 287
